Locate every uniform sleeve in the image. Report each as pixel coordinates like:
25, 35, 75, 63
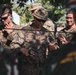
47, 32, 59, 51
43, 19, 55, 31
9, 30, 24, 49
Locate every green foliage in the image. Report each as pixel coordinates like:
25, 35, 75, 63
0, 0, 10, 4
53, 8, 65, 22
20, 13, 26, 23
42, 1, 66, 22
25, 6, 33, 23
11, 0, 33, 24
11, 0, 66, 24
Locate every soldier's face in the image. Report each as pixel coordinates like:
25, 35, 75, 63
66, 13, 75, 26
34, 17, 42, 26
1, 13, 12, 28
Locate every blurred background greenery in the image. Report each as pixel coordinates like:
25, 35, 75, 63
0, 0, 67, 25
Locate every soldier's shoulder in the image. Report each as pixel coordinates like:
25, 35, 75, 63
72, 26, 76, 32
45, 18, 54, 24
22, 25, 31, 30
13, 23, 21, 29
27, 21, 33, 26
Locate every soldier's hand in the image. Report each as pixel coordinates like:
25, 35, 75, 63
59, 36, 67, 44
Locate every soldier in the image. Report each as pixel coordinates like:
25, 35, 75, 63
45, 8, 76, 75
24, 3, 43, 26
56, 8, 76, 48
0, 4, 25, 75
19, 9, 58, 75
28, 3, 55, 32
0, 4, 24, 49
46, 33, 76, 75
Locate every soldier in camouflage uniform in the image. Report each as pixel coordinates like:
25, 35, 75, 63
28, 3, 55, 32
45, 33, 76, 75
0, 4, 24, 49
24, 3, 43, 26
0, 4, 25, 75
56, 9, 76, 48
18, 9, 58, 75
45, 7, 76, 75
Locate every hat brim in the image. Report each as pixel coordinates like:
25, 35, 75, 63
33, 13, 47, 21
30, 8, 37, 11
30, 6, 42, 11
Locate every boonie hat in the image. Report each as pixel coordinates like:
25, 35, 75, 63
30, 3, 43, 11
33, 9, 48, 21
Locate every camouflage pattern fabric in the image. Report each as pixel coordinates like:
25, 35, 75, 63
56, 26, 76, 47
18, 24, 57, 75
45, 35, 76, 75
26, 18, 55, 32
0, 23, 24, 49
43, 18, 55, 32
0, 23, 25, 75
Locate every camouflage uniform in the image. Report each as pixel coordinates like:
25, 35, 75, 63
46, 34, 76, 75
24, 19, 54, 33
27, 18, 55, 32
18, 24, 57, 75
0, 4, 25, 75
0, 23, 25, 75
43, 18, 55, 32
56, 26, 76, 47
0, 23, 24, 49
